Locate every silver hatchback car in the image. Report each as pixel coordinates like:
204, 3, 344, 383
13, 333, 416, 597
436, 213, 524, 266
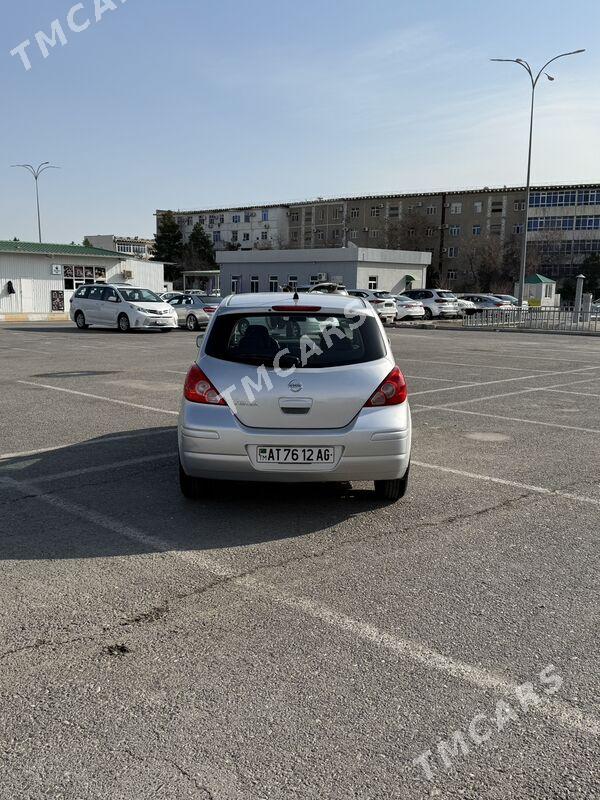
178, 293, 411, 501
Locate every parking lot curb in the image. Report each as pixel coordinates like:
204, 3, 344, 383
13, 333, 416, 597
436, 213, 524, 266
416, 324, 600, 338
0, 313, 70, 323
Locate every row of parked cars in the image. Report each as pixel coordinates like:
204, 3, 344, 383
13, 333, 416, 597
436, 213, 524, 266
69, 282, 526, 333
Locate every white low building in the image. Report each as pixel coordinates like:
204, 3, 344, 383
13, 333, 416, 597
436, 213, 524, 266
217, 243, 430, 295
0, 240, 166, 320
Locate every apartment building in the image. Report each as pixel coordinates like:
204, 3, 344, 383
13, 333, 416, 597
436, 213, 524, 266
156, 205, 289, 251
159, 183, 600, 287
86, 235, 154, 260
287, 184, 600, 286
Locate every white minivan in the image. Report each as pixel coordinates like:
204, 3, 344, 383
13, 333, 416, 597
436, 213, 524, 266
70, 283, 178, 332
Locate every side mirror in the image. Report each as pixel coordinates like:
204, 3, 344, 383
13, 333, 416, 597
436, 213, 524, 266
196, 332, 206, 348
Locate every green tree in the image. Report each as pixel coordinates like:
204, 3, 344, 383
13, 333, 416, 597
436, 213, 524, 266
152, 211, 183, 280
183, 222, 217, 268
82, 237, 92, 247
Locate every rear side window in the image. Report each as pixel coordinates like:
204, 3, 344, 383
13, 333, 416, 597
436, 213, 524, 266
74, 286, 89, 298
205, 312, 386, 369
87, 286, 104, 301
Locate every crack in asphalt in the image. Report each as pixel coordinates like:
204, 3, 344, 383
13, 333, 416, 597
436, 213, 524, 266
0, 488, 536, 666
119, 748, 214, 798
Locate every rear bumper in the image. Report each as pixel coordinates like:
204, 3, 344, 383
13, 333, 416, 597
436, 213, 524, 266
179, 403, 411, 483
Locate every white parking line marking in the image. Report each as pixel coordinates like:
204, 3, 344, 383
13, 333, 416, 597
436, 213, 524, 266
0, 346, 53, 356
398, 357, 548, 373
405, 375, 473, 384
411, 372, 600, 415
27, 452, 176, 483
0, 429, 175, 462
2, 473, 599, 736
413, 405, 600, 435
410, 365, 600, 396
545, 388, 600, 399
17, 381, 178, 416
412, 461, 600, 507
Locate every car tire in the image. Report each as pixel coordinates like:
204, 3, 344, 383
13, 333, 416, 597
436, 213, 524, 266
74, 311, 88, 329
374, 465, 409, 502
118, 313, 131, 333
423, 308, 433, 320
186, 314, 199, 331
179, 459, 204, 499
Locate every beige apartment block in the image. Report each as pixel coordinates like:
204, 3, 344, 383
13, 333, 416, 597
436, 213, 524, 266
159, 184, 600, 288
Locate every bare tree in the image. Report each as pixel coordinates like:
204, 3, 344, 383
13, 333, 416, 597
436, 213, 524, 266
386, 211, 432, 252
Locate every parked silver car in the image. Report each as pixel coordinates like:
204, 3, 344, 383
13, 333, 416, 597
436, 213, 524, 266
178, 293, 411, 501
168, 295, 211, 330
70, 284, 178, 332
458, 293, 513, 311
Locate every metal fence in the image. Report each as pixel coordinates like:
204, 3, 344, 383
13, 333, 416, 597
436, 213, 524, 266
463, 306, 600, 333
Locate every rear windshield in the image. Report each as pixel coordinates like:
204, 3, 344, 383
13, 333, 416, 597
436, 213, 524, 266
436, 291, 457, 299
205, 312, 386, 369
372, 291, 394, 298
119, 288, 162, 303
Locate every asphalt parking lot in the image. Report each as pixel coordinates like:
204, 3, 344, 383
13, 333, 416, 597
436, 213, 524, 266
1, 322, 599, 800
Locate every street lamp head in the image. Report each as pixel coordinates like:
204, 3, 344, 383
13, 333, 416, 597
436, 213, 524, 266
545, 73, 555, 81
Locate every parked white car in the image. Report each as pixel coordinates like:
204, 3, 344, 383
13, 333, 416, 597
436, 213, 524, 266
458, 293, 513, 311
160, 291, 184, 302
457, 298, 477, 316
392, 296, 426, 321
347, 290, 397, 324
401, 289, 459, 319
70, 284, 178, 332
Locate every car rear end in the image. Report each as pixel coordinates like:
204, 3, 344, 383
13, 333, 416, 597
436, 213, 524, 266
432, 290, 459, 317
178, 294, 411, 499
394, 297, 425, 321
370, 292, 397, 324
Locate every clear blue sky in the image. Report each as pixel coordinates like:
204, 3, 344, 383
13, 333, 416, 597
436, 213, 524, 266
1, 0, 598, 243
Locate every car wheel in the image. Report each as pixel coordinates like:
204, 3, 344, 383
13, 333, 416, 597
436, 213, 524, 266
423, 308, 433, 320
74, 311, 88, 329
118, 313, 131, 333
374, 465, 409, 502
186, 314, 199, 331
179, 459, 204, 499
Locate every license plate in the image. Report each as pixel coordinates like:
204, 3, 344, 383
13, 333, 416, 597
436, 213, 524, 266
257, 446, 334, 465
156, 320, 169, 325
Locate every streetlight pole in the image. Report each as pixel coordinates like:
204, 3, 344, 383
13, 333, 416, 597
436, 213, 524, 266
11, 162, 59, 243
491, 50, 585, 307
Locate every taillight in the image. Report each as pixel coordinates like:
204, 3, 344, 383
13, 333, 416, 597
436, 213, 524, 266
364, 366, 407, 407
204, 306, 217, 313
436, 298, 448, 303
184, 364, 226, 405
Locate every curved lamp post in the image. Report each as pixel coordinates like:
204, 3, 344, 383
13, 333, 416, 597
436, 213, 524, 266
491, 50, 585, 307
11, 162, 60, 243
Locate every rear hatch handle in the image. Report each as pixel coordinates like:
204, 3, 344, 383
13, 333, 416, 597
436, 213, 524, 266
279, 398, 313, 415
